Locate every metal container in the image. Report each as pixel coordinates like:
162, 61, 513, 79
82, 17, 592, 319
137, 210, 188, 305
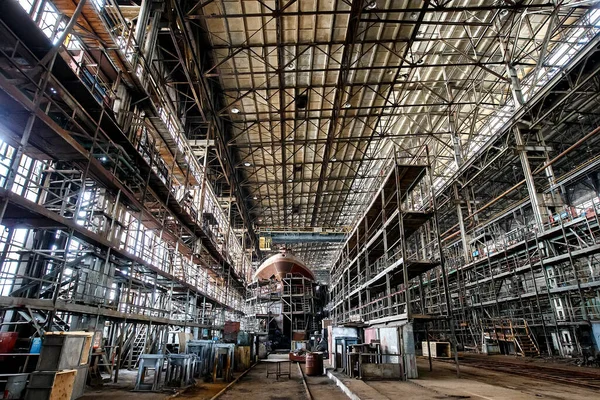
25, 370, 77, 400
0, 332, 18, 354
71, 365, 88, 399
237, 331, 250, 346
305, 352, 323, 376
37, 335, 86, 371
4, 374, 28, 399
223, 321, 240, 343
30, 337, 42, 354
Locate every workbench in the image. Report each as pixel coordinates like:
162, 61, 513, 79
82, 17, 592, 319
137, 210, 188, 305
260, 359, 291, 380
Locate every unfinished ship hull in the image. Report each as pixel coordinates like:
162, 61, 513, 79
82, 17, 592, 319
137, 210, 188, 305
253, 253, 315, 281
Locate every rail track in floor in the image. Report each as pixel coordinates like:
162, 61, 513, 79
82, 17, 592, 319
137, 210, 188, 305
297, 362, 314, 400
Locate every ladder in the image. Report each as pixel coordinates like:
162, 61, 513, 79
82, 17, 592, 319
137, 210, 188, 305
126, 325, 147, 369
303, 298, 311, 313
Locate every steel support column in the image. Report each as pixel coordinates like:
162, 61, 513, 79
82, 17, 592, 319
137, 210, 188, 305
514, 126, 547, 229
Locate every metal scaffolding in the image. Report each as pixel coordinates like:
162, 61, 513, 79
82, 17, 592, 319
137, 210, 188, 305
0, 0, 253, 377
2, 0, 600, 374
329, 145, 449, 326
245, 275, 318, 343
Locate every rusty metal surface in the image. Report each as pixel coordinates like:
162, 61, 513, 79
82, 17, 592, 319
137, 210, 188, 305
253, 253, 315, 281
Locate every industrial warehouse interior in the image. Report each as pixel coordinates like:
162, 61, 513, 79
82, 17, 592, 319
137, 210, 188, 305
1, 0, 600, 399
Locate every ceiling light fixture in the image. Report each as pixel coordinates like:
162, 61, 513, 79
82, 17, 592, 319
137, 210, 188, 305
288, 178, 293, 182
243, 161, 252, 167
342, 102, 351, 109
331, 157, 337, 162
253, 196, 258, 200
231, 107, 240, 114
365, 1, 377, 10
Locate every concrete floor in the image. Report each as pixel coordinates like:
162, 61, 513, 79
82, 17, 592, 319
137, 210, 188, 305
79, 369, 171, 400
79, 368, 229, 400
78, 355, 600, 400
418, 357, 600, 400
214, 361, 347, 400
342, 357, 600, 400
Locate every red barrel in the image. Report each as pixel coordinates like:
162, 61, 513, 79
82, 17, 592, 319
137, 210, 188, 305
305, 352, 323, 376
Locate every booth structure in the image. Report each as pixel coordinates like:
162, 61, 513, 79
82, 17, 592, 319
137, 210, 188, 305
422, 342, 452, 359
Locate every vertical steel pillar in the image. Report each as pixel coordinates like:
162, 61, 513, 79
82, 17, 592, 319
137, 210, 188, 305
558, 218, 587, 321
514, 126, 546, 230
393, 152, 411, 320
425, 146, 460, 377
535, 232, 564, 356
420, 274, 433, 372
496, 20, 526, 108
453, 184, 471, 263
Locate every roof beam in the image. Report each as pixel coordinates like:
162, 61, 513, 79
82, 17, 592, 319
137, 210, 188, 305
207, 36, 570, 50
188, 4, 560, 19
276, 0, 288, 226
310, 0, 366, 227
205, 61, 531, 77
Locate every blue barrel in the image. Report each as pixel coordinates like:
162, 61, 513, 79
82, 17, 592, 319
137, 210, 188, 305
30, 337, 42, 354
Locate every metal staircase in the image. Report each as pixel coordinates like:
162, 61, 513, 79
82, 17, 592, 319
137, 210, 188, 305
512, 320, 540, 357
121, 324, 148, 369
129, 327, 147, 369
18, 309, 68, 332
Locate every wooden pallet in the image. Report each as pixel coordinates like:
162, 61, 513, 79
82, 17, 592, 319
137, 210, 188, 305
50, 370, 77, 400
26, 369, 77, 400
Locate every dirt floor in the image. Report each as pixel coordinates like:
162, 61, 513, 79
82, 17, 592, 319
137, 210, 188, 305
81, 358, 346, 400
301, 363, 348, 400
173, 380, 227, 400
216, 362, 304, 400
